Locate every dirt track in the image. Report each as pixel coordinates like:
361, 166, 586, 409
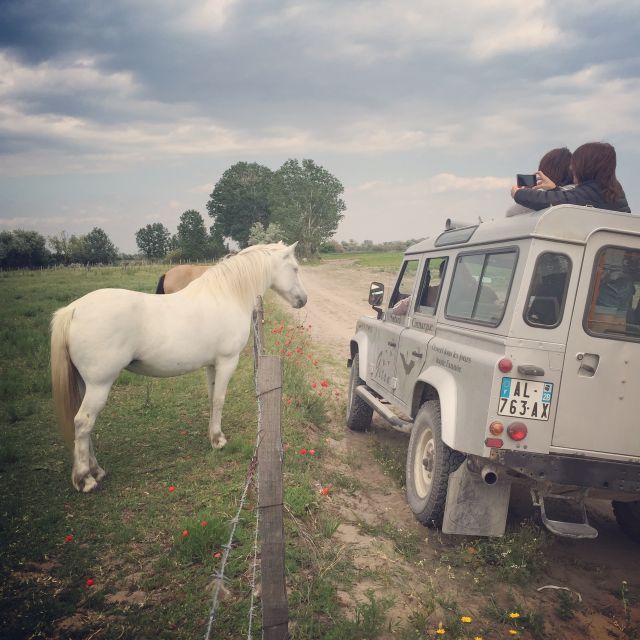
286, 258, 640, 639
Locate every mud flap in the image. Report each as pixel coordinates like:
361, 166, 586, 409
442, 463, 511, 537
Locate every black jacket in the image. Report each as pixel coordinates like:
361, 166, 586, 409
514, 180, 631, 213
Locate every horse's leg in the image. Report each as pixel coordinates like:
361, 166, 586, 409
208, 354, 240, 449
72, 382, 112, 492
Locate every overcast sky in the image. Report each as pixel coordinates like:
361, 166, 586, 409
1, 0, 639, 253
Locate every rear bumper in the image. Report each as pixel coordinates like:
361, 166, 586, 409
495, 449, 640, 494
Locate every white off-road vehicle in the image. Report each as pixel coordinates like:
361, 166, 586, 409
347, 205, 640, 540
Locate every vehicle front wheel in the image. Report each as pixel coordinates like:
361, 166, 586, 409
613, 500, 640, 543
406, 400, 465, 528
346, 353, 373, 432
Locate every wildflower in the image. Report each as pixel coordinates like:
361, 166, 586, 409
287, 399, 292, 406
213, 552, 221, 559
320, 380, 329, 388
509, 631, 518, 636
509, 612, 520, 619
64, 534, 74, 543
200, 520, 208, 527
311, 382, 317, 389
168, 485, 176, 493
86, 578, 94, 587
309, 449, 315, 455
321, 487, 330, 496
180, 430, 188, 436
435, 622, 446, 635
299, 448, 307, 455
474, 637, 483, 640
461, 616, 472, 623
181, 530, 189, 538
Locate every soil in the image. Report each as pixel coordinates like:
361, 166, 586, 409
286, 258, 640, 639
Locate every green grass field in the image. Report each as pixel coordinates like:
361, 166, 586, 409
320, 251, 405, 270
0, 265, 368, 639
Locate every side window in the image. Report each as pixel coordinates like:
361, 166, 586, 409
389, 259, 419, 316
524, 252, 572, 328
446, 250, 517, 326
586, 246, 640, 339
416, 257, 448, 315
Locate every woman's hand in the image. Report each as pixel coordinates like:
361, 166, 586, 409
511, 185, 521, 199
535, 171, 556, 190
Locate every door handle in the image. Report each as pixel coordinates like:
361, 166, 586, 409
387, 341, 397, 348
517, 364, 545, 376
576, 352, 599, 377
412, 351, 424, 358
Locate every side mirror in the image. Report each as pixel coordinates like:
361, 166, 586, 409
369, 281, 384, 307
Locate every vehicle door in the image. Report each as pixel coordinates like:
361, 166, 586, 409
553, 232, 640, 458
394, 257, 448, 412
367, 258, 420, 396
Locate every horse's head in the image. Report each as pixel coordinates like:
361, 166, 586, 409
271, 243, 308, 309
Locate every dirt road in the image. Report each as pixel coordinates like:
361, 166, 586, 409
289, 258, 640, 639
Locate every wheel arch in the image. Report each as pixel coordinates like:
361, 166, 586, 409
411, 366, 458, 449
349, 330, 369, 378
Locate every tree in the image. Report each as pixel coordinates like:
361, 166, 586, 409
0, 230, 50, 268
247, 222, 285, 246
268, 159, 346, 258
84, 227, 119, 264
177, 210, 211, 260
136, 223, 171, 259
207, 162, 273, 248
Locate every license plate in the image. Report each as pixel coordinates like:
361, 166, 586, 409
498, 377, 553, 421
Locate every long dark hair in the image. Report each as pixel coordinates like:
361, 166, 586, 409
538, 147, 573, 187
571, 142, 622, 203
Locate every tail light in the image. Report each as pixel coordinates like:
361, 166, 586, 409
485, 437, 504, 449
498, 358, 513, 373
489, 421, 504, 436
507, 422, 528, 441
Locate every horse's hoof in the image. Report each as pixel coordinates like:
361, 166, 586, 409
211, 434, 227, 449
73, 471, 99, 493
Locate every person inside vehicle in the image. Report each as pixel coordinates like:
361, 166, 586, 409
511, 142, 631, 213
506, 147, 574, 217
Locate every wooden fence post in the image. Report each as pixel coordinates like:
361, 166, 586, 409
257, 355, 289, 640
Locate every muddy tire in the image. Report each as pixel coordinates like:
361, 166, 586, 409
406, 400, 465, 528
613, 500, 640, 543
346, 353, 373, 432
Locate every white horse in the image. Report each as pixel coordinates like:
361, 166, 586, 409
51, 242, 307, 492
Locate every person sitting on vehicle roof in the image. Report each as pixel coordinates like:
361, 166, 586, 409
506, 147, 574, 217
511, 142, 631, 213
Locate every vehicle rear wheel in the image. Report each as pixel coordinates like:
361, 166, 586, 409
346, 353, 373, 432
613, 500, 640, 543
406, 400, 465, 528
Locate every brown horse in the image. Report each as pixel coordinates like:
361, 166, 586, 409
155, 264, 211, 294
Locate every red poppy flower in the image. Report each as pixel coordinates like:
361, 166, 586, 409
213, 552, 221, 559
321, 487, 330, 496
309, 449, 315, 455
181, 530, 189, 538
201, 520, 208, 527
65, 534, 73, 543
86, 578, 94, 587
320, 380, 329, 388
168, 485, 176, 493
311, 383, 317, 389
299, 448, 307, 455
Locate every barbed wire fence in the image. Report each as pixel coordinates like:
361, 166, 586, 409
204, 296, 289, 640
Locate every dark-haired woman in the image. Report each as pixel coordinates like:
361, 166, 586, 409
511, 142, 631, 213
506, 147, 574, 217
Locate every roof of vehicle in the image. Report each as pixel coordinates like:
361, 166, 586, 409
405, 205, 640, 255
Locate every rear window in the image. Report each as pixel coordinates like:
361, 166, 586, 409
524, 252, 572, 328
586, 246, 640, 340
446, 249, 517, 326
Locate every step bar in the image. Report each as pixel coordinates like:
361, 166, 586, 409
355, 384, 413, 434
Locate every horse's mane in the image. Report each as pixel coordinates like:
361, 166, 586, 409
187, 243, 286, 307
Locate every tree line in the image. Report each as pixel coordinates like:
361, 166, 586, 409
1, 158, 347, 268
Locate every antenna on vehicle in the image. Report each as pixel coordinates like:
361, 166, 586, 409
445, 218, 471, 230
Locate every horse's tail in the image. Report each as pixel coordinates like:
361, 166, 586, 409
50, 305, 83, 448
155, 273, 166, 294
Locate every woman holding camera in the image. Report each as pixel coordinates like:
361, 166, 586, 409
511, 142, 631, 213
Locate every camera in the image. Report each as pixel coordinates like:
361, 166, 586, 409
517, 173, 537, 188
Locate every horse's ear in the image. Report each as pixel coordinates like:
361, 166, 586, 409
288, 241, 299, 254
